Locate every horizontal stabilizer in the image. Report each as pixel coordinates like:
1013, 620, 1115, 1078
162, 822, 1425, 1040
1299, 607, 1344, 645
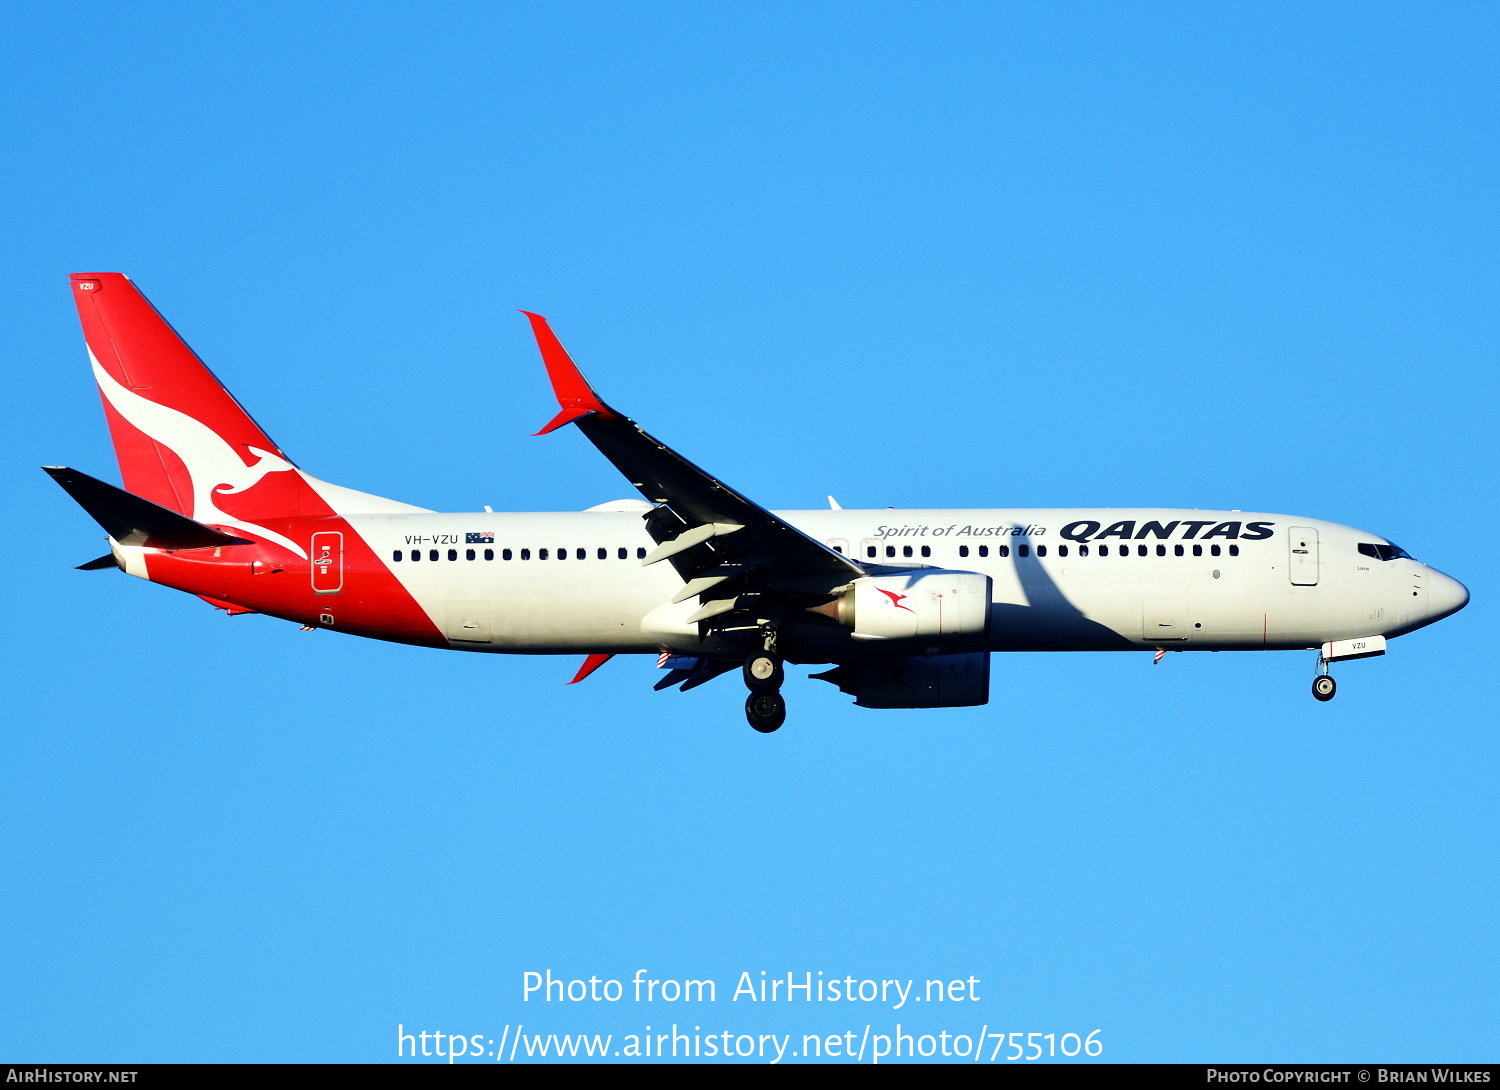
76, 553, 120, 571
44, 466, 252, 550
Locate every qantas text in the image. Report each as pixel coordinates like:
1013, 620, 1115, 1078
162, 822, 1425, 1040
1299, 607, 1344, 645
1059, 519, 1274, 544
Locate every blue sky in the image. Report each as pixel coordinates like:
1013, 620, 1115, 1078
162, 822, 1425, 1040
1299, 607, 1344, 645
5, 1, 1495, 1063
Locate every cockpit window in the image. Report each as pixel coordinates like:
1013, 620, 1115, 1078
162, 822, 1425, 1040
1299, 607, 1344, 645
1358, 542, 1414, 562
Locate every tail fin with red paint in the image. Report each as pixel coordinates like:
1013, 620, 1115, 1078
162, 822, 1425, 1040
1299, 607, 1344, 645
67, 274, 427, 548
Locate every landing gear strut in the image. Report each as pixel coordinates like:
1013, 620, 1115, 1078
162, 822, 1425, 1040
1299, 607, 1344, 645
743, 626, 786, 732
1312, 649, 1337, 702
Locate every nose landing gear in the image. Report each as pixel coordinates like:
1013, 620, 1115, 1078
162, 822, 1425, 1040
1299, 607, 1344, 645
1309, 636, 1386, 701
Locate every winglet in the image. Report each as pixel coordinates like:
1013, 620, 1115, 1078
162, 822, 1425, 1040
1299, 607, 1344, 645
521, 311, 618, 435
567, 653, 614, 685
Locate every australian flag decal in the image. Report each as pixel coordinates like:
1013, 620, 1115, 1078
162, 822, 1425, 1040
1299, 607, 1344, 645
465, 531, 495, 544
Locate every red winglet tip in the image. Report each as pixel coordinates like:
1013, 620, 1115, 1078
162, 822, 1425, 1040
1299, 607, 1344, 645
533, 407, 589, 436
568, 653, 614, 685
521, 310, 613, 421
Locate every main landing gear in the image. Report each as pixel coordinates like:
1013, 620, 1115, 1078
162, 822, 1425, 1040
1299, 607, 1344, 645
743, 627, 786, 733
744, 653, 783, 692
745, 690, 786, 733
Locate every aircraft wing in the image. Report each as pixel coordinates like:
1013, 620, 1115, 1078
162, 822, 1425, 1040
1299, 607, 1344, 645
523, 313, 864, 627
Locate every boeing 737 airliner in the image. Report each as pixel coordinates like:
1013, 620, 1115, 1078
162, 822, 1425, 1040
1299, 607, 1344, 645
48, 274, 1469, 732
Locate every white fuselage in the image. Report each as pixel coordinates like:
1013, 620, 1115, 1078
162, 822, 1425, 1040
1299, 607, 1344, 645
334, 507, 1465, 657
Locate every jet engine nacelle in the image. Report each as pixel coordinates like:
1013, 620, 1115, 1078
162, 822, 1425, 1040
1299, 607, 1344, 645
833, 571, 992, 641
811, 652, 991, 709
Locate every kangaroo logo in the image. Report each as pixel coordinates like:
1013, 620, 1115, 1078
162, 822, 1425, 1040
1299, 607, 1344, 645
877, 588, 915, 613
90, 351, 307, 558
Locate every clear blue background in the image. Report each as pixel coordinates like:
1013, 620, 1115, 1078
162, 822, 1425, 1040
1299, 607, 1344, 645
4, 1, 1493, 1063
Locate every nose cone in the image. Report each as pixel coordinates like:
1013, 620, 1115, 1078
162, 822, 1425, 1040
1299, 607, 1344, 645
1427, 569, 1470, 623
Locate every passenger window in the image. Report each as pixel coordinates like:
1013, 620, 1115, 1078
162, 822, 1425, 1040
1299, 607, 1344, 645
1174, 545, 1184, 557
557, 548, 566, 560
1156, 545, 1166, 557
598, 547, 607, 560
1210, 545, 1221, 557
410, 550, 420, 562
1036, 545, 1046, 557
1138, 545, 1148, 557
1192, 544, 1202, 557
958, 545, 969, 558
391, 550, 402, 562
920, 545, 931, 558
447, 549, 457, 561
1058, 545, 1068, 557
1018, 545, 1030, 558
429, 549, 439, 562
866, 545, 877, 558
1080, 544, 1089, 557
1099, 545, 1109, 557
885, 546, 895, 558
1229, 544, 1240, 557
637, 547, 647, 559
902, 545, 913, 558
484, 548, 494, 561
465, 548, 476, 561
503, 548, 512, 560
521, 548, 531, 560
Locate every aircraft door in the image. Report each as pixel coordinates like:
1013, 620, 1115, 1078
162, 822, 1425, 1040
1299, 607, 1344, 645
311, 531, 343, 594
1288, 526, 1319, 586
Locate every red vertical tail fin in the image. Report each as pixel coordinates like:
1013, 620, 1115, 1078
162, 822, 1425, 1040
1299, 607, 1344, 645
71, 273, 305, 520
70, 274, 427, 549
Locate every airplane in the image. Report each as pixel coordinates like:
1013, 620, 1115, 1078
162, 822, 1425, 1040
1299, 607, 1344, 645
47, 273, 1469, 733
